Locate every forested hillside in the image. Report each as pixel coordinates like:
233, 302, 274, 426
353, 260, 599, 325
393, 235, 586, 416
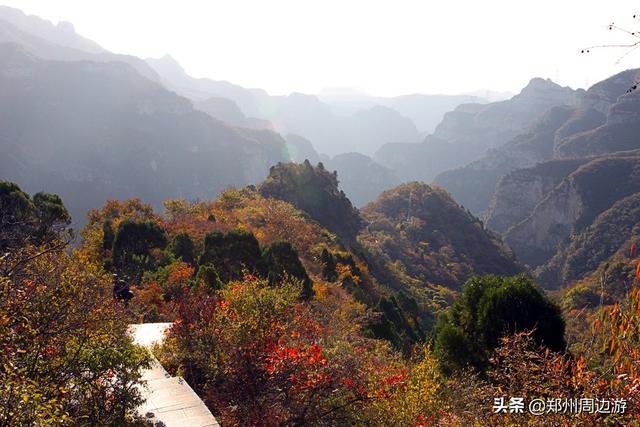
3, 3, 640, 425
4, 176, 639, 424
358, 182, 520, 291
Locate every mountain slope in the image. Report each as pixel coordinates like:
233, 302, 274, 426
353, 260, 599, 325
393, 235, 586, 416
437, 69, 639, 216
194, 96, 272, 129
146, 54, 265, 114
536, 192, 640, 288
503, 155, 640, 269
0, 6, 159, 82
258, 161, 363, 242
375, 78, 581, 183
434, 105, 582, 214
358, 182, 521, 292
555, 87, 640, 158
484, 158, 590, 234
0, 43, 287, 225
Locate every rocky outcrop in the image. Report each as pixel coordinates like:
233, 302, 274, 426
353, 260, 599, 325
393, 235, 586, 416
503, 176, 584, 267
503, 156, 640, 268
535, 192, 640, 288
434, 105, 578, 214
485, 158, 589, 233
554, 70, 640, 158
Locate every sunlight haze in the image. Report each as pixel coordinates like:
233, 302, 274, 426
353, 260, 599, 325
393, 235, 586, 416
2, 0, 639, 96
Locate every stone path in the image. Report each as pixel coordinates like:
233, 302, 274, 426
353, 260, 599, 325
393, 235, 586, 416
129, 323, 220, 427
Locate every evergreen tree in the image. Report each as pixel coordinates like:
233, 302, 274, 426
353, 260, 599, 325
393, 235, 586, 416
112, 219, 167, 280
0, 181, 71, 250
199, 229, 262, 283
169, 232, 196, 265
262, 240, 314, 299
434, 274, 565, 374
320, 248, 337, 281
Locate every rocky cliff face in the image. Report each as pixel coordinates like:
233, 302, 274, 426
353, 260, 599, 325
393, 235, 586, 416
434, 105, 578, 214
536, 192, 640, 288
503, 176, 584, 267
429, 103, 485, 141
434, 70, 640, 218
484, 158, 588, 234
555, 93, 640, 158
579, 69, 640, 114
554, 70, 640, 158
503, 155, 640, 269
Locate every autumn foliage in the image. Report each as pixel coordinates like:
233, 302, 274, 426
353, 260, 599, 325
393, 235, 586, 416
0, 183, 150, 426
8, 177, 640, 426
157, 275, 445, 425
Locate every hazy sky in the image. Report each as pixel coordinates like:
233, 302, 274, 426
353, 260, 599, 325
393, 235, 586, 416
3, 0, 640, 96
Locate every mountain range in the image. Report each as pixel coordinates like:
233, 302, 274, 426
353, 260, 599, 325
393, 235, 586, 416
436, 68, 640, 289
0, 42, 288, 225
0, 5, 490, 216
145, 53, 497, 157
2, 4, 640, 297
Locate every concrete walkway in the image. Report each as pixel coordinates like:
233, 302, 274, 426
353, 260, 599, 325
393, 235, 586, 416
129, 323, 220, 427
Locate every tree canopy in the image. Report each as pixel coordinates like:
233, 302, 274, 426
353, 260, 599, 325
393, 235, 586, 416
434, 274, 565, 373
0, 182, 150, 425
0, 181, 71, 250
259, 161, 363, 242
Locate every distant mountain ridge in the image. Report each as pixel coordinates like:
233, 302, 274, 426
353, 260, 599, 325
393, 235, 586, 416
0, 43, 288, 226
317, 88, 487, 133
438, 68, 640, 289
374, 78, 582, 184
0, 5, 105, 53
0, 6, 160, 82
438, 69, 640, 217
147, 54, 423, 156
145, 54, 493, 156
